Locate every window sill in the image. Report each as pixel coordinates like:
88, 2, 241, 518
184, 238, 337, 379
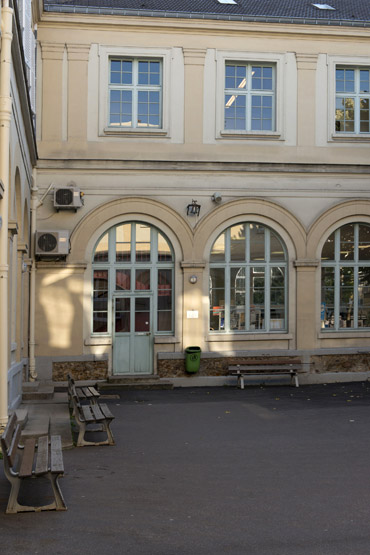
318, 330, 370, 339
103, 127, 169, 138
154, 336, 180, 344
218, 131, 282, 141
330, 134, 370, 143
208, 332, 292, 341
85, 336, 112, 346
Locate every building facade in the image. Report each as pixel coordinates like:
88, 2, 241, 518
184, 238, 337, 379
0, 0, 37, 423
33, 0, 370, 385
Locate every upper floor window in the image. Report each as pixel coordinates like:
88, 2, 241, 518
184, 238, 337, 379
209, 223, 287, 333
109, 58, 162, 129
321, 223, 370, 330
224, 63, 275, 132
335, 67, 370, 133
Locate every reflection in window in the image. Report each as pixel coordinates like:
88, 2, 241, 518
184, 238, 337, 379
321, 223, 370, 329
210, 223, 287, 332
92, 223, 174, 334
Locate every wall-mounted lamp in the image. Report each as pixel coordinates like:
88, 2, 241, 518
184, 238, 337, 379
187, 199, 201, 217
189, 275, 197, 284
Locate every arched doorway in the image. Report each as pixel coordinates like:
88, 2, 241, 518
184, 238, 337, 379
92, 221, 174, 374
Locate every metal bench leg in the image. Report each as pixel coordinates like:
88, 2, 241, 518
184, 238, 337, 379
103, 420, 115, 446
49, 473, 67, 511
294, 374, 299, 388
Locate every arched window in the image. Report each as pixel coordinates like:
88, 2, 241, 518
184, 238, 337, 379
209, 223, 287, 332
321, 223, 370, 330
92, 222, 174, 334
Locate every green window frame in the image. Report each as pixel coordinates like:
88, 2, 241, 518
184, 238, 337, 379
92, 222, 174, 335
209, 223, 287, 333
321, 223, 370, 330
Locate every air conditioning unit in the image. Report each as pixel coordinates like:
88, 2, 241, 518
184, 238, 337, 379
35, 231, 69, 257
53, 186, 83, 211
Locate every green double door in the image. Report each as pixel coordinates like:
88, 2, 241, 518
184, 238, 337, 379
113, 294, 153, 375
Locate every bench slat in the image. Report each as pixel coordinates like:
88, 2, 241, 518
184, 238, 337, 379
19, 438, 36, 477
229, 365, 301, 373
1, 413, 17, 452
81, 404, 95, 423
90, 403, 105, 422
230, 359, 301, 366
99, 403, 114, 420
35, 436, 49, 476
50, 436, 64, 474
8, 424, 23, 468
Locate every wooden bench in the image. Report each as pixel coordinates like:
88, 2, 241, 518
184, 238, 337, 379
229, 358, 302, 389
67, 373, 100, 407
69, 385, 115, 447
0, 413, 67, 514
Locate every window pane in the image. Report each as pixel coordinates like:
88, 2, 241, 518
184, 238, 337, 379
340, 224, 354, 261
270, 232, 285, 261
360, 70, 370, 93
93, 313, 108, 333
211, 233, 225, 261
116, 269, 131, 291
158, 233, 172, 261
340, 267, 354, 327
116, 224, 131, 262
135, 269, 150, 290
115, 297, 130, 333
360, 98, 369, 133
225, 94, 246, 130
250, 224, 265, 261
230, 224, 245, 261
136, 224, 151, 261
230, 267, 245, 330
94, 233, 109, 262
321, 232, 335, 261
358, 267, 370, 327
210, 268, 225, 330
158, 311, 172, 331
135, 297, 150, 332
359, 224, 370, 260
250, 267, 265, 330
321, 266, 335, 328
270, 267, 285, 329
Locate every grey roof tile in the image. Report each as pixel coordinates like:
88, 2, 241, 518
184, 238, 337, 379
43, 0, 370, 24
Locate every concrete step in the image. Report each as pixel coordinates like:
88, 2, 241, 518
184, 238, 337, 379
22, 381, 55, 401
101, 375, 173, 390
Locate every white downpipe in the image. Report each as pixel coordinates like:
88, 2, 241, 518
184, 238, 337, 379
28, 179, 54, 382
0, 0, 13, 427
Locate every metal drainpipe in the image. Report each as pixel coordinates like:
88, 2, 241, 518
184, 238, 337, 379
0, 0, 13, 427
29, 179, 54, 382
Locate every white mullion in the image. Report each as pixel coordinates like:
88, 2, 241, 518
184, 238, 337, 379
265, 230, 271, 331
132, 60, 139, 128
247, 65, 252, 131
245, 225, 250, 331
353, 224, 359, 327
225, 229, 231, 332
334, 229, 341, 330
152, 230, 158, 332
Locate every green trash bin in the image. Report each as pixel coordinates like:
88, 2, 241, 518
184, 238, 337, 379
185, 346, 201, 374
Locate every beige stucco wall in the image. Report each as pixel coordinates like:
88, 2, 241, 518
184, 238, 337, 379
33, 11, 370, 376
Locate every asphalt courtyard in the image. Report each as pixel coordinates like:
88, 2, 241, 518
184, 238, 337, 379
1, 382, 370, 555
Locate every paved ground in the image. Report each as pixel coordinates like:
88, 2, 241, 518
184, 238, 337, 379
1, 382, 370, 555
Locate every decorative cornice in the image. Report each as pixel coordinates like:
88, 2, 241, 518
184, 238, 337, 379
183, 48, 207, 66
40, 42, 65, 60
294, 259, 319, 268
295, 53, 319, 70
66, 43, 91, 61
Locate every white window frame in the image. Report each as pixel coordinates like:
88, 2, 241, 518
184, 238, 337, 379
328, 55, 370, 141
98, 46, 173, 137
321, 223, 370, 332
215, 51, 284, 140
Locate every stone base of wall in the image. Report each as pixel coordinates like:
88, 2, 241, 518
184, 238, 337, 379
158, 356, 301, 378
158, 353, 370, 378
53, 360, 108, 381
311, 354, 370, 373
